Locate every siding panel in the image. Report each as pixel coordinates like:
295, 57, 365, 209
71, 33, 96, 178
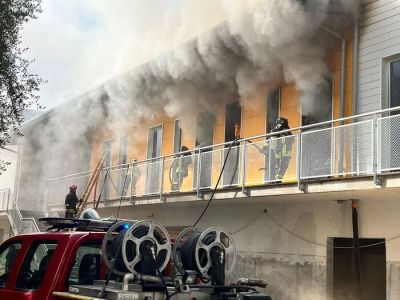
358, 0, 400, 114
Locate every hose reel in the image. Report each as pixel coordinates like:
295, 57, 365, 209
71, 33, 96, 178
102, 220, 171, 276
173, 227, 237, 282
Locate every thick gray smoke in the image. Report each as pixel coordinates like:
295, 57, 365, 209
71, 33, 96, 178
16, 0, 360, 210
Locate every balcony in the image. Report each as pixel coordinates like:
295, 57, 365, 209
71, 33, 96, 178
45, 108, 400, 212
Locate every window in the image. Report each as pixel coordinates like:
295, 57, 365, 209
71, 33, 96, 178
390, 59, 400, 110
147, 125, 163, 159
16, 241, 57, 291
117, 136, 128, 196
194, 112, 215, 189
224, 102, 241, 186
0, 242, 22, 287
225, 102, 242, 142
173, 120, 183, 154
118, 136, 128, 165
67, 242, 102, 287
101, 140, 113, 200
266, 88, 280, 133
302, 76, 333, 126
195, 112, 215, 148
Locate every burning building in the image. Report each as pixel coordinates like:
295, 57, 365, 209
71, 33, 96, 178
1, 0, 400, 299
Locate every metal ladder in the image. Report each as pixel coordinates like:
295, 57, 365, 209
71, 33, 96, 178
76, 149, 109, 215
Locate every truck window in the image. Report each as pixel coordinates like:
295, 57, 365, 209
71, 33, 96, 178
67, 242, 102, 287
0, 242, 22, 287
15, 241, 58, 291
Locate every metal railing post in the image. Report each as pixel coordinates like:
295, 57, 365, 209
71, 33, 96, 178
297, 131, 305, 191
372, 114, 381, 186
159, 158, 165, 202
196, 150, 201, 199
130, 163, 134, 204
241, 141, 248, 195
331, 126, 336, 176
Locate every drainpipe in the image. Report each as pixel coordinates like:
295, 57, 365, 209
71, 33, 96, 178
352, 21, 359, 117
320, 25, 346, 122
351, 199, 361, 299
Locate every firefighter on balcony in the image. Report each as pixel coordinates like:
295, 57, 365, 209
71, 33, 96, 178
262, 117, 293, 181
65, 184, 81, 218
130, 158, 141, 197
170, 146, 192, 191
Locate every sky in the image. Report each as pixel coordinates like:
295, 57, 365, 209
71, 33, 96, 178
21, 0, 231, 109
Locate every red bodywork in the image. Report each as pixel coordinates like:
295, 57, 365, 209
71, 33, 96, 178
0, 231, 106, 300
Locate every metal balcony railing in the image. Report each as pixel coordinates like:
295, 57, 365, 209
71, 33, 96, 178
0, 188, 40, 235
46, 107, 400, 209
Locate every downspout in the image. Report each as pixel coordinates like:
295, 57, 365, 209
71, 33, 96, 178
352, 20, 360, 117
320, 25, 346, 122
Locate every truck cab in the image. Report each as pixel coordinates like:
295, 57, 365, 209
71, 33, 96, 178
0, 231, 106, 300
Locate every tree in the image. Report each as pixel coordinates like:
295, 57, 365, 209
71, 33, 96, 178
0, 0, 44, 173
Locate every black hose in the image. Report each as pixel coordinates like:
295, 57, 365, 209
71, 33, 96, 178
193, 138, 239, 227
180, 231, 216, 276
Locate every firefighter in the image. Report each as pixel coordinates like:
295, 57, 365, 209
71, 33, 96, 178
65, 184, 80, 218
130, 158, 141, 197
171, 146, 192, 191
261, 117, 293, 181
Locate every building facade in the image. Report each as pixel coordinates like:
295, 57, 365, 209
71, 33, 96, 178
2, 0, 400, 299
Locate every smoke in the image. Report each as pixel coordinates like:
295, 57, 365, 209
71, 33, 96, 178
16, 0, 360, 210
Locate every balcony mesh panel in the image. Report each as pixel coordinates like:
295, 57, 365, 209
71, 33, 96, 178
222, 145, 242, 187
378, 114, 400, 172
143, 159, 162, 196
194, 151, 214, 190
301, 128, 333, 179
333, 120, 373, 176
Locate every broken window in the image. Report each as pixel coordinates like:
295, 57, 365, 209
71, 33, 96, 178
266, 88, 280, 133
173, 119, 183, 154
302, 75, 333, 126
194, 112, 215, 189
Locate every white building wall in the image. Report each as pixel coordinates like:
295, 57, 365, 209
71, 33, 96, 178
0, 145, 19, 191
97, 197, 400, 299
357, 0, 400, 113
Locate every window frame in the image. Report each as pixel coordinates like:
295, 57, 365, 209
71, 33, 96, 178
224, 101, 242, 143
146, 124, 163, 159
66, 241, 102, 288
173, 119, 183, 154
266, 88, 281, 133
301, 74, 334, 127
381, 53, 400, 110
194, 112, 215, 148
0, 240, 23, 289
118, 136, 128, 166
15, 240, 58, 291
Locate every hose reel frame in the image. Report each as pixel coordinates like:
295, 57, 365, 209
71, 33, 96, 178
173, 227, 237, 280
101, 220, 171, 276
122, 220, 171, 275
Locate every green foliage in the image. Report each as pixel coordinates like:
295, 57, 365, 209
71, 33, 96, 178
0, 0, 44, 173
